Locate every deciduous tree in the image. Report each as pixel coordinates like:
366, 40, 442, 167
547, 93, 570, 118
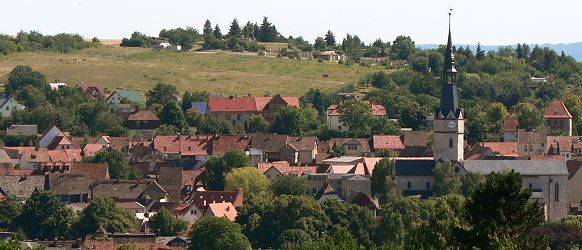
149, 207, 188, 236
76, 196, 136, 237
189, 217, 251, 250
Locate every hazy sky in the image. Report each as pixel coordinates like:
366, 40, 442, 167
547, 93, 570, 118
1, 0, 580, 45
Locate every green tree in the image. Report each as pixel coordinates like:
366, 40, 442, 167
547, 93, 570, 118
461, 170, 484, 197
189, 217, 251, 250
213, 25, 223, 39
457, 170, 545, 249
159, 27, 200, 50
322, 199, 376, 248
222, 149, 251, 169
329, 144, 345, 158
146, 83, 178, 107
204, 157, 227, 191
76, 196, 136, 237
224, 167, 270, 197
271, 107, 319, 136
87, 148, 141, 179
341, 34, 363, 59
160, 101, 185, 130
16, 85, 48, 109
303, 226, 359, 250
276, 229, 312, 249
324, 30, 336, 48
375, 148, 398, 157
515, 103, 544, 130
271, 175, 308, 196
156, 124, 180, 135
0, 196, 22, 230
391, 35, 416, 60
246, 114, 269, 133
237, 195, 330, 248
149, 207, 188, 236
433, 161, 461, 196
371, 158, 399, 204
6, 65, 48, 94
227, 18, 242, 38
0, 239, 21, 250
17, 192, 76, 239
181, 91, 209, 112
476, 42, 485, 60
257, 17, 279, 42
313, 37, 326, 51
339, 99, 373, 137
203, 20, 213, 36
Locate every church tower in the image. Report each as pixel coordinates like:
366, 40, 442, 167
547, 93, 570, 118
434, 12, 464, 162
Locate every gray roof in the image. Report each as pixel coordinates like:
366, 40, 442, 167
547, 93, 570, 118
0, 175, 45, 199
395, 159, 435, 176
463, 160, 568, 176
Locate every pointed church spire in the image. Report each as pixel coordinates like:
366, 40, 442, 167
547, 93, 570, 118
437, 9, 460, 118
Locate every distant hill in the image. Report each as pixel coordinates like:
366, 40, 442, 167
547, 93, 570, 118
418, 42, 582, 61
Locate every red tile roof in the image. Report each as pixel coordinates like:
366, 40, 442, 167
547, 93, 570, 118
482, 142, 519, 157
188, 188, 244, 209
208, 96, 300, 112
182, 168, 206, 187
154, 135, 211, 155
545, 99, 572, 118
547, 136, 574, 152
83, 143, 107, 157
372, 135, 404, 150
206, 202, 238, 221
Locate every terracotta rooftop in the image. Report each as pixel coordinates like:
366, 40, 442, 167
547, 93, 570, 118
372, 135, 404, 150
257, 161, 317, 175
208, 134, 251, 155
206, 202, 238, 221
544, 99, 572, 118
208, 95, 300, 112
69, 163, 110, 182
327, 103, 386, 116
482, 142, 519, 157
128, 109, 160, 121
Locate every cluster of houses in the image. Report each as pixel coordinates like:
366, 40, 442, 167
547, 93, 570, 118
1, 25, 581, 248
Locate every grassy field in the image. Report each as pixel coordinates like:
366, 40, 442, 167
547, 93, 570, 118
0, 46, 390, 96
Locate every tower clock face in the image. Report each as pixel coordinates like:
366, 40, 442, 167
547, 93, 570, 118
447, 120, 456, 128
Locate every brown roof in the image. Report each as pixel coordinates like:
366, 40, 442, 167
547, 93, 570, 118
329, 138, 372, 153
0, 175, 45, 199
69, 137, 99, 149
92, 180, 166, 202
544, 99, 572, 118
128, 109, 160, 121
153, 135, 211, 155
250, 134, 288, 152
209, 134, 251, 155
208, 96, 300, 112
157, 167, 183, 202
48, 173, 93, 195
567, 160, 582, 178
69, 163, 110, 182
402, 131, 431, 147
287, 136, 317, 151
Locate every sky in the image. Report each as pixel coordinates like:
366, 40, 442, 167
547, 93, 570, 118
1, 0, 581, 45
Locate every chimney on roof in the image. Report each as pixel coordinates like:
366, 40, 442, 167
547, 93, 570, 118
225, 206, 230, 212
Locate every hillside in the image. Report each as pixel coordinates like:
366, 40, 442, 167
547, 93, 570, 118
0, 46, 389, 96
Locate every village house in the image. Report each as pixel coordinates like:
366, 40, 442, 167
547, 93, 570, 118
207, 95, 300, 126
503, 116, 519, 142
91, 180, 168, 207
49, 82, 67, 91
306, 173, 372, 199
76, 82, 105, 100
249, 134, 318, 164
465, 142, 519, 160
0, 94, 25, 117
544, 99, 572, 136
257, 161, 317, 180
179, 188, 244, 225
395, 159, 436, 198
208, 134, 251, 156
315, 51, 347, 62
326, 103, 386, 132
202, 202, 238, 222
518, 129, 548, 159
327, 138, 372, 157
126, 109, 161, 139
153, 135, 212, 162
106, 89, 146, 106
37, 126, 73, 150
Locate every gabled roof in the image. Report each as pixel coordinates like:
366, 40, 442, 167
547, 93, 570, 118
315, 183, 340, 200
206, 202, 238, 221
372, 135, 404, 150
188, 188, 244, 209
257, 161, 317, 176
504, 118, 519, 132
329, 138, 372, 153
108, 89, 145, 104
544, 99, 572, 118
208, 96, 300, 112
127, 109, 159, 121
287, 136, 317, 151
208, 134, 251, 155
153, 135, 211, 155
250, 134, 288, 152
48, 173, 92, 195
83, 143, 107, 157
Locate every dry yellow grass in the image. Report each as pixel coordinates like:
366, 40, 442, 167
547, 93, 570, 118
0, 46, 391, 96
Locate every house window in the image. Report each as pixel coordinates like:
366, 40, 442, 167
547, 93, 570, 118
5, 106, 8, 111
528, 183, 532, 189
348, 144, 358, 150
426, 182, 430, 190
237, 114, 243, 120
529, 145, 533, 152
312, 188, 316, 194
524, 145, 528, 151
225, 114, 232, 120
555, 182, 560, 202
338, 126, 343, 131
407, 181, 412, 190
449, 138, 453, 148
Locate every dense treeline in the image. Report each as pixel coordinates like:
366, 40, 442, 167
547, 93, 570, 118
0, 31, 99, 56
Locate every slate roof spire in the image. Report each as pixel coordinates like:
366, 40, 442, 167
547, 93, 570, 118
436, 10, 461, 118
